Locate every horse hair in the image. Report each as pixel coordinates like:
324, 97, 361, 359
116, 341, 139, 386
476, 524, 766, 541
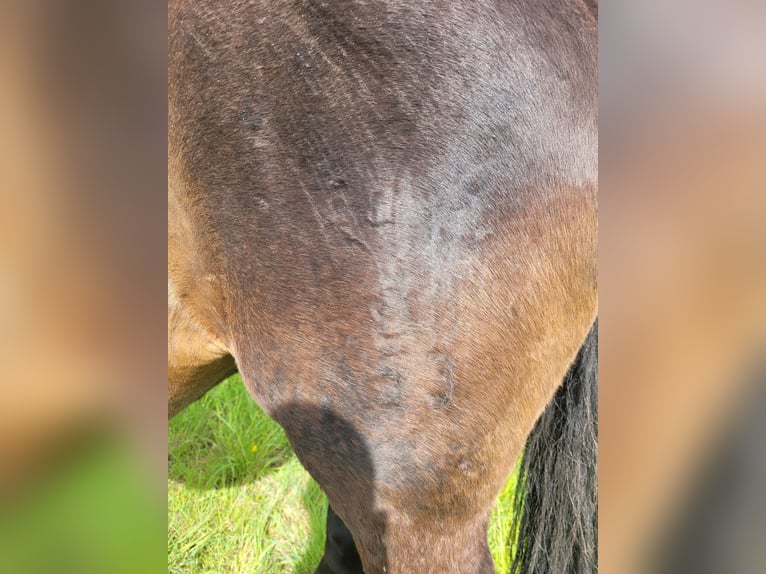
511, 319, 598, 574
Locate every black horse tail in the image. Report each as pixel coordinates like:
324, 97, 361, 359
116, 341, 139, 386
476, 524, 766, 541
511, 319, 598, 573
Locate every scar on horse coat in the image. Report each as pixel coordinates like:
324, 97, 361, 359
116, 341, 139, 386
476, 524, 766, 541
169, 1, 597, 573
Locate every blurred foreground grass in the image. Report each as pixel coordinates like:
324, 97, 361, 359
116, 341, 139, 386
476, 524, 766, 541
0, 437, 165, 574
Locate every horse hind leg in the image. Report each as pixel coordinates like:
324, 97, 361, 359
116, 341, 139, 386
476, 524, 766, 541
316, 505, 364, 574
268, 399, 500, 574
167, 282, 236, 417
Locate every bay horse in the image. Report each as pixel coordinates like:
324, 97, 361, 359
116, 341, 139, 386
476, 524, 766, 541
168, 1, 598, 573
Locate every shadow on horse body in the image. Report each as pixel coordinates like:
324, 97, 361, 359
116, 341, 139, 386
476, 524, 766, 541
168, 1, 597, 572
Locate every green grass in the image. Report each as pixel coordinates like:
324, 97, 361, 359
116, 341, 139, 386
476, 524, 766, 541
2, 437, 165, 574
168, 375, 518, 573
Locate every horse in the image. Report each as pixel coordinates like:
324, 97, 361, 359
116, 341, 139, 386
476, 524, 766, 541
168, 1, 598, 572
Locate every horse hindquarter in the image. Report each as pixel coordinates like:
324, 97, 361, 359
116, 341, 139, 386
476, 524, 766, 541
169, 1, 597, 572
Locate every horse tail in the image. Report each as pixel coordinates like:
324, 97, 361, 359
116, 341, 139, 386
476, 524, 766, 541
511, 319, 598, 573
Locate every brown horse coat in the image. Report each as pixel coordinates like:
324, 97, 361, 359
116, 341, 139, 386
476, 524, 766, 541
169, 1, 597, 572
